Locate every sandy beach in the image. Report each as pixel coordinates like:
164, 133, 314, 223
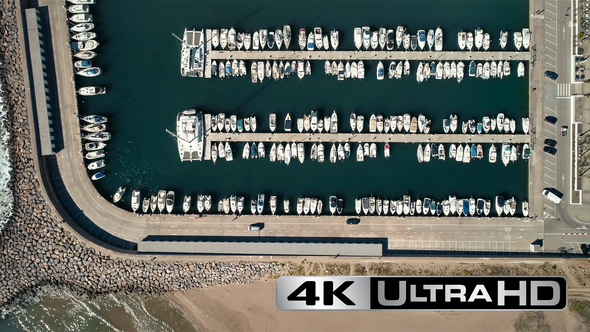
169, 258, 590, 332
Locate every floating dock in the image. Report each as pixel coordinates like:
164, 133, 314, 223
200, 29, 530, 78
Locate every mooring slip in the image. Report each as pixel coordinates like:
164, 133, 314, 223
208, 132, 530, 144
209, 50, 529, 62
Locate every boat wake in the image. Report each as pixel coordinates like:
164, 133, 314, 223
0, 77, 13, 234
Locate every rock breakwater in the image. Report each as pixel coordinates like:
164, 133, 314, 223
0, 0, 282, 317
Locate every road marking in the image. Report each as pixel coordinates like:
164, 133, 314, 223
545, 158, 556, 166
545, 39, 557, 46
544, 173, 556, 181
543, 204, 556, 211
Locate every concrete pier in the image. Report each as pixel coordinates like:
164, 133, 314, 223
208, 132, 530, 144
209, 50, 529, 62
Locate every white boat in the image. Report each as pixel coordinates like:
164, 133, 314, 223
72, 32, 96, 41
269, 113, 277, 132
397, 26, 405, 49
357, 61, 365, 79
298, 28, 306, 50
242, 142, 250, 160
483, 33, 490, 51
131, 190, 140, 213
522, 117, 530, 134
522, 200, 529, 217
68, 0, 95, 4
353, 27, 362, 49
450, 114, 458, 133
329, 144, 337, 163
78, 86, 106, 96
314, 27, 323, 50
482, 62, 490, 79
270, 143, 276, 162
362, 26, 371, 49
456, 144, 463, 162
284, 25, 291, 49
427, 29, 434, 50
257, 194, 265, 214
371, 31, 379, 50
514, 31, 523, 50
307, 32, 314, 51
386, 29, 395, 50
220, 29, 228, 49
250, 116, 257, 132
212, 29, 219, 48
318, 143, 325, 163
522, 28, 531, 49
377, 61, 384, 80
417, 144, 424, 162
275, 29, 283, 49
113, 187, 126, 203
285, 142, 291, 165
424, 143, 431, 162
270, 196, 277, 215
166, 191, 175, 213
369, 114, 377, 133
225, 142, 233, 161
417, 29, 426, 50
356, 115, 364, 133
74, 51, 96, 59
330, 110, 338, 133
434, 27, 443, 51
517, 62, 525, 77
501, 144, 510, 166
458, 31, 466, 50
510, 119, 516, 134
379, 28, 386, 50
466, 32, 474, 51
404, 60, 410, 76
69, 14, 92, 23
297, 143, 305, 163
283, 199, 290, 214
260, 29, 268, 50
355, 199, 362, 215
82, 123, 106, 133
183, 195, 192, 213
449, 144, 456, 160
253, 31, 260, 50
499, 30, 508, 49
457, 61, 464, 83
403, 33, 410, 50
83, 132, 110, 141
504, 60, 510, 76
76, 66, 101, 77
297, 60, 305, 79
474, 28, 484, 49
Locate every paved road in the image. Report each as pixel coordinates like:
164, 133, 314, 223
37, 0, 583, 255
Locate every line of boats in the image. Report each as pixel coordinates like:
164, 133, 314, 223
212, 59, 312, 81
77, 114, 109, 180
117, 186, 346, 216
67, 2, 102, 78
417, 142, 529, 165
443, 114, 530, 135
457, 28, 531, 51
209, 26, 530, 52
466, 60, 525, 79
213, 59, 524, 83
354, 195, 528, 218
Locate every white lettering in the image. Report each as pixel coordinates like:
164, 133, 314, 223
445, 285, 466, 302
410, 284, 427, 302
468, 285, 493, 302
423, 285, 443, 302
498, 281, 527, 306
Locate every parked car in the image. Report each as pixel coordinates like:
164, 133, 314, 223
544, 70, 559, 81
346, 218, 360, 225
544, 139, 557, 147
544, 146, 557, 155
544, 116, 558, 124
541, 189, 562, 204
561, 126, 568, 136
248, 223, 264, 231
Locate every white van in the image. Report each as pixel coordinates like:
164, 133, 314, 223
542, 189, 562, 204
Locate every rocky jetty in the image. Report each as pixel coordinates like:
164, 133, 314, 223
0, 0, 282, 317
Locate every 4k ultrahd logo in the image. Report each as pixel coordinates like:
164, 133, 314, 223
277, 276, 567, 311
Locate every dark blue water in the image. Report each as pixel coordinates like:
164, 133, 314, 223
75, 0, 529, 214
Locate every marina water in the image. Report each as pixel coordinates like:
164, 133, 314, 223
2, 0, 529, 326
78, 0, 530, 213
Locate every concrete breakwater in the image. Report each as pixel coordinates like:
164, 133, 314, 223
0, 0, 283, 317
